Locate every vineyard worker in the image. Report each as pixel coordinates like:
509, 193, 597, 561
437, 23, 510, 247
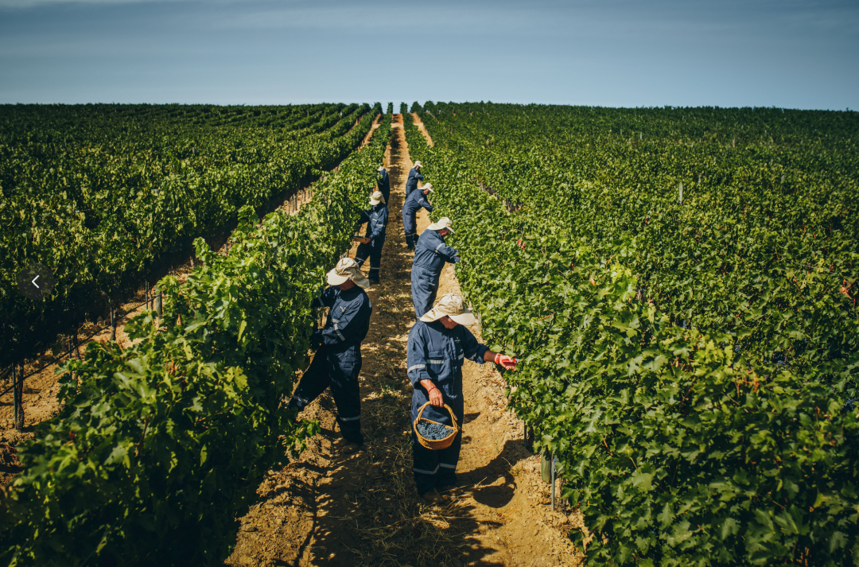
411, 216, 458, 319
402, 183, 433, 251
405, 160, 424, 195
377, 165, 391, 204
354, 191, 389, 285
407, 294, 517, 502
286, 258, 372, 451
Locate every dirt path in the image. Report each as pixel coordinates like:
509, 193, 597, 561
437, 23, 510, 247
359, 113, 383, 149
225, 116, 584, 567
410, 112, 434, 147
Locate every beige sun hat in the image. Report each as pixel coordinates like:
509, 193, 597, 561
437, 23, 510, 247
414, 161, 422, 168
420, 293, 476, 326
426, 217, 454, 233
369, 191, 386, 205
421, 183, 433, 193
326, 257, 370, 288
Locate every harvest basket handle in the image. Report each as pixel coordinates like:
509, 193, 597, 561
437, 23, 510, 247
416, 401, 459, 431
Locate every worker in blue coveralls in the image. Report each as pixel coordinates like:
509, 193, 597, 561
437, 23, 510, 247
286, 258, 372, 453
405, 160, 424, 195
411, 216, 458, 319
354, 191, 388, 285
376, 165, 391, 204
407, 294, 517, 503
402, 183, 433, 251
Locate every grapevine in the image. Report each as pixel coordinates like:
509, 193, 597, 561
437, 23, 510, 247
405, 103, 859, 565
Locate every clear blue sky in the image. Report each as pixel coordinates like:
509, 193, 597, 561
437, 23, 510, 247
1, 0, 856, 110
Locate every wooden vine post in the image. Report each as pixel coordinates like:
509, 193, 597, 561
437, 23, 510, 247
67, 336, 75, 384
73, 324, 82, 360
10, 364, 15, 421
12, 363, 25, 432
110, 302, 117, 342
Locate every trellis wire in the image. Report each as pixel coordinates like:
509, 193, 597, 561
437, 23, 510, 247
0, 295, 156, 399
3, 163, 339, 414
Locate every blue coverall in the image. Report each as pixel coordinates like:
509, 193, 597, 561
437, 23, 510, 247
287, 286, 372, 444
411, 229, 459, 318
401, 189, 433, 249
407, 320, 489, 495
405, 166, 424, 195
354, 203, 388, 282
377, 168, 391, 204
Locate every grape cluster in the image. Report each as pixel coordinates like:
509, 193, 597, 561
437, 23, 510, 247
417, 421, 454, 440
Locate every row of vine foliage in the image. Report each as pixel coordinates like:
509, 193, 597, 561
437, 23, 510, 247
403, 105, 859, 566
0, 113, 392, 566
0, 102, 379, 368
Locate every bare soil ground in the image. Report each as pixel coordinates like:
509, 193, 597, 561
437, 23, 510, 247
360, 113, 383, 149
410, 112, 435, 147
224, 116, 585, 567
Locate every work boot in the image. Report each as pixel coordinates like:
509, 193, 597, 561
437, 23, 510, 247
342, 442, 363, 455
369, 277, 381, 285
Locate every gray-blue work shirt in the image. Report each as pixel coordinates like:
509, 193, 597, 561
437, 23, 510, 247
406, 320, 489, 423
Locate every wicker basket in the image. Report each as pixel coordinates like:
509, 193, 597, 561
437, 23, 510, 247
413, 402, 460, 450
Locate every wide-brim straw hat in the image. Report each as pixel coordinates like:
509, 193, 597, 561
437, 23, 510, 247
426, 216, 454, 233
326, 258, 370, 288
420, 293, 476, 326
421, 183, 433, 193
414, 161, 422, 168
369, 191, 386, 206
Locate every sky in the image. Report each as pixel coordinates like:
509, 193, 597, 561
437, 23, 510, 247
0, 0, 857, 110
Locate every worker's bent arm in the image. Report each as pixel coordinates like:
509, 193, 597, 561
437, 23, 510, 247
369, 208, 388, 239
311, 287, 337, 309
318, 297, 368, 345
461, 327, 490, 363
483, 350, 498, 363
433, 241, 459, 263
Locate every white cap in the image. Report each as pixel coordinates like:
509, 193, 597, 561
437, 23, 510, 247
421, 183, 433, 193
420, 293, 476, 326
426, 217, 453, 233
414, 161, 422, 168
325, 258, 370, 288
377, 165, 386, 172
369, 191, 385, 206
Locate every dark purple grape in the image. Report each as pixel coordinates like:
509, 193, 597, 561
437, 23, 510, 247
417, 421, 454, 440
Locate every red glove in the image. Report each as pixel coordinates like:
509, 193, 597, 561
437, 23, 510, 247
494, 353, 517, 370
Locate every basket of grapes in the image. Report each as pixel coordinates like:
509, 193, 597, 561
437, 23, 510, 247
413, 402, 460, 450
